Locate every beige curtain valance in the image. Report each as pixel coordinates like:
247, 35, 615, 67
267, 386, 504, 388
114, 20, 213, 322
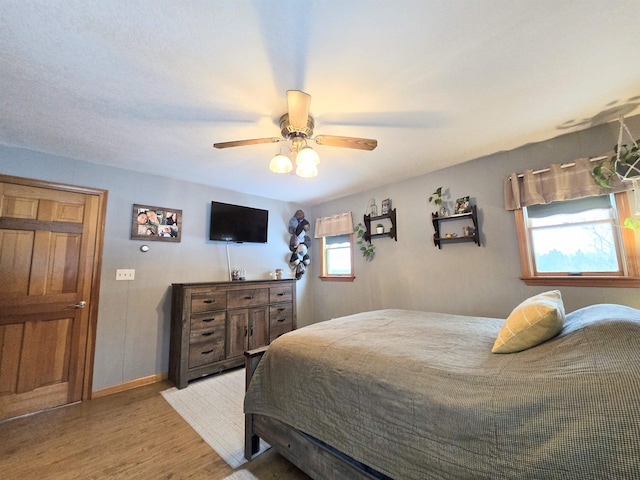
503, 156, 632, 211
314, 212, 353, 238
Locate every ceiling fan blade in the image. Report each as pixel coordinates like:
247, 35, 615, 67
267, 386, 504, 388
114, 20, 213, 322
287, 90, 311, 130
314, 135, 378, 151
213, 137, 281, 149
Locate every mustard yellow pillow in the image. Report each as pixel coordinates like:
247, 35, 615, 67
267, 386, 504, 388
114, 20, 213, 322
492, 290, 565, 353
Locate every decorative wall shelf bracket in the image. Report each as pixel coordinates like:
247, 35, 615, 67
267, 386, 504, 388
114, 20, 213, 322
432, 205, 480, 249
364, 208, 397, 242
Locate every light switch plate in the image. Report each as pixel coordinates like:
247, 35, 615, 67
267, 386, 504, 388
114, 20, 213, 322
116, 269, 135, 281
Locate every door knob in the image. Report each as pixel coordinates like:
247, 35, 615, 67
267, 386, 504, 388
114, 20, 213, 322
74, 301, 87, 309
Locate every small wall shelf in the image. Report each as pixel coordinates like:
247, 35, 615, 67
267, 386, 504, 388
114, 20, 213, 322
364, 208, 397, 242
432, 205, 480, 249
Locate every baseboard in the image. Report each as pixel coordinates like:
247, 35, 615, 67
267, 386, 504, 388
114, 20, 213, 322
92, 372, 168, 399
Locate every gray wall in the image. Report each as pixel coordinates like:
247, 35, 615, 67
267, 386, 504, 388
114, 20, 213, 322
0, 146, 313, 391
310, 115, 640, 323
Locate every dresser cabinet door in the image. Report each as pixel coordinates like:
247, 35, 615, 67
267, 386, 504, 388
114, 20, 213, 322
227, 309, 248, 359
248, 307, 268, 350
227, 307, 269, 358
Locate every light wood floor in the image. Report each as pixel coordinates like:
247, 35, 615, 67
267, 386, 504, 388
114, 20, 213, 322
0, 380, 310, 480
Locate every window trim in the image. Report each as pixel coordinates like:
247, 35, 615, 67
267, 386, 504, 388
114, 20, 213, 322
319, 233, 355, 282
514, 192, 640, 287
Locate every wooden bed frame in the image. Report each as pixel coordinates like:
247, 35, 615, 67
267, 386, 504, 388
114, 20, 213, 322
244, 347, 390, 480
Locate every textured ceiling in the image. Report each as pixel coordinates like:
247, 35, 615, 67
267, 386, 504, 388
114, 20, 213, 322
1, 1, 639, 205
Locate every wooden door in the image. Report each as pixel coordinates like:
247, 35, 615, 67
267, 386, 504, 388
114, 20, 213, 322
0, 175, 106, 421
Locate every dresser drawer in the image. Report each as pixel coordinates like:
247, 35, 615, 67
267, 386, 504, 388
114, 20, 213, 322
189, 326, 225, 345
270, 303, 292, 322
191, 311, 226, 332
269, 304, 292, 341
191, 290, 227, 314
227, 288, 268, 308
269, 284, 292, 303
189, 340, 225, 368
270, 321, 292, 342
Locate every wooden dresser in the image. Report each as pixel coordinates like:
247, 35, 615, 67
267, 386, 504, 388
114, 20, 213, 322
169, 279, 296, 389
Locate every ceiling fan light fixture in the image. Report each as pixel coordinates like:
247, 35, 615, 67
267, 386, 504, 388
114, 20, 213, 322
269, 153, 293, 174
296, 157, 318, 178
296, 145, 320, 166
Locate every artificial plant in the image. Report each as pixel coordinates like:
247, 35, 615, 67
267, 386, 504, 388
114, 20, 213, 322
591, 117, 640, 230
428, 187, 444, 207
354, 222, 375, 260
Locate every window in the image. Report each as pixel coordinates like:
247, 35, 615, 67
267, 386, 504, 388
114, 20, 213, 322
515, 192, 640, 287
320, 233, 355, 282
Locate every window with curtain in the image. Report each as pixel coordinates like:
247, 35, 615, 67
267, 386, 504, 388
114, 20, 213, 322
505, 157, 640, 287
315, 212, 355, 281
525, 195, 623, 275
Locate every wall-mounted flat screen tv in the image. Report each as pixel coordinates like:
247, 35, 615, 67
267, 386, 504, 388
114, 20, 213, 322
209, 201, 269, 243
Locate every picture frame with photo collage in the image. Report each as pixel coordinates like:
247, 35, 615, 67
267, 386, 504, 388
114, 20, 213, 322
131, 204, 182, 242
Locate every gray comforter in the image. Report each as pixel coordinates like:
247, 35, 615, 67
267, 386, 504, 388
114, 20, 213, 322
244, 305, 640, 479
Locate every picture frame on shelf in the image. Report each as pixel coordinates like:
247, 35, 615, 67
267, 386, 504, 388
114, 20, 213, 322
131, 204, 182, 242
455, 196, 470, 214
381, 198, 391, 215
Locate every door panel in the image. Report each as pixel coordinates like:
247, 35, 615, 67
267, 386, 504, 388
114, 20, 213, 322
0, 177, 106, 421
0, 229, 34, 295
227, 309, 248, 358
249, 307, 268, 350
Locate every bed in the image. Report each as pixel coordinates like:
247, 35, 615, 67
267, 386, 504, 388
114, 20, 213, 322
243, 302, 640, 479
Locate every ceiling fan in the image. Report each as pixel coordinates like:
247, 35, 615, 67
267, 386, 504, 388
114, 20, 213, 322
213, 90, 377, 177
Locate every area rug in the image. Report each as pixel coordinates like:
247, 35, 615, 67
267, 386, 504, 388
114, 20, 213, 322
222, 471, 259, 480
161, 368, 269, 468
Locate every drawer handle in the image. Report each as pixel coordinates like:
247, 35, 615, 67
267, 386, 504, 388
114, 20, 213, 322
203, 299, 216, 304
277, 292, 285, 296
277, 318, 286, 323
201, 332, 214, 337
203, 317, 216, 323
201, 349, 214, 355
277, 307, 285, 312
244, 295, 254, 300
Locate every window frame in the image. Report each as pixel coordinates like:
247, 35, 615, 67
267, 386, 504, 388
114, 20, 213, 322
319, 233, 355, 282
514, 192, 640, 287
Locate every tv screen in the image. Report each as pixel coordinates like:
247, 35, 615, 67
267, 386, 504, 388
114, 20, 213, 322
209, 201, 269, 243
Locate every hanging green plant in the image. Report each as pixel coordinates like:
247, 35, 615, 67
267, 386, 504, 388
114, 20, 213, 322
592, 140, 640, 188
624, 216, 640, 230
428, 187, 443, 206
428, 186, 450, 216
591, 117, 640, 230
354, 222, 375, 260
